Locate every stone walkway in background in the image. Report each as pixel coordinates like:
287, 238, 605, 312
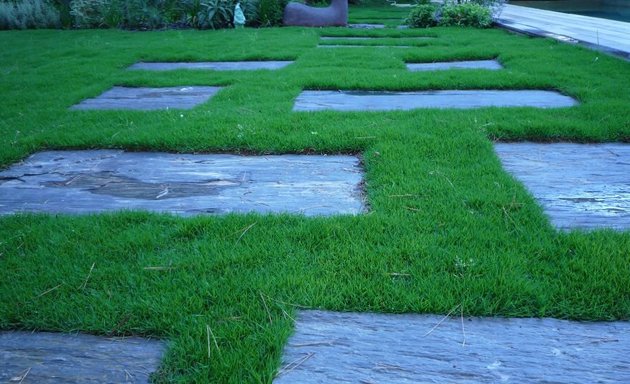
293, 90, 577, 111
0, 331, 165, 383
498, 4, 630, 60
274, 310, 630, 383
128, 61, 293, 71
71, 86, 222, 111
495, 143, 630, 230
0, 150, 364, 216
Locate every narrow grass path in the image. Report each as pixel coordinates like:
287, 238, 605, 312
1, 16, 629, 383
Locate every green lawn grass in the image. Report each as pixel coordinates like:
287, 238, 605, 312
1, 4, 630, 382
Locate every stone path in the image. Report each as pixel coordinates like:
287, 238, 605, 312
128, 61, 293, 71
0, 331, 165, 383
293, 90, 577, 111
0, 150, 364, 216
320, 36, 431, 41
70, 86, 222, 111
348, 23, 385, 29
275, 310, 630, 384
406, 59, 503, 71
498, 4, 630, 59
495, 143, 630, 230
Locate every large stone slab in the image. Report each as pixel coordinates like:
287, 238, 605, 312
318, 44, 412, 48
495, 143, 630, 230
0, 150, 364, 216
348, 23, 385, 29
275, 310, 630, 383
0, 331, 164, 383
293, 90, 578, 111
70, 86, 222, 111
128, 61, 293, 71
320, 36, 431, 41
407, 59, 503, 71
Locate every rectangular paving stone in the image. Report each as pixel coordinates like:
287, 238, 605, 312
128, 61, 293, 71
348, 23, 385, 29
275, 310, 630, 384
0, 150, 364, 216
0, 331, 165, 383
293, 90, 578, 111
318, 44, 413, 48
407, 59, 503, 71
320, 36, 431, 41
70, 86, 222, 111
495, 143, 630, 230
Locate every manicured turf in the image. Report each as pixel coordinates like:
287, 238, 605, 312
1, 4, 629, 382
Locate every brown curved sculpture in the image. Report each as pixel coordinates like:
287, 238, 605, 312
283, 0, 348, 27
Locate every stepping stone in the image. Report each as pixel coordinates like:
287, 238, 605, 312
407, 59, 503, 71
0, 331, 164, 383
320, 36, 430, 40
275, 310, 630, 383
128, 61, 293, 71
495, 143, 630, 230
348, 23, 385, 29
0, 150, 364, 216
293, 90, 578, 111
318, 44, 412, 48
70, 86, 222, 111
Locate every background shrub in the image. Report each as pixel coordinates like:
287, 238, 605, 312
405, 3, 436, 28
0, 0, 61, 29
439, 2, 492, 28
256, 0, 285, 27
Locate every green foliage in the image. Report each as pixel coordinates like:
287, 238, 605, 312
439, 2, 492, 28
405, 3, 436, 28
0, 0, 60, 29
256, 0, 285, 26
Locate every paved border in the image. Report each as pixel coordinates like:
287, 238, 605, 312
128, 61, 293, 71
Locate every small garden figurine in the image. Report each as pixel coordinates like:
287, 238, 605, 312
234, 3, 246, 28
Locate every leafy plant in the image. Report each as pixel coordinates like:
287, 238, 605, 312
0, 0, 61, 29
405, 3, 436, 28
256, 0, 284, 27
439, 2, 492, 28
69, 0, 110, 27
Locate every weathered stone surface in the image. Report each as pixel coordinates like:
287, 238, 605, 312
318, 44, 412, 48
0, 150, 364, 216
407, 59, 503, 71
293, 90, 578, 111
275, 310, 630, 384
70, 86, 222, 111
495, 143, 630, 230
283, 0, 347, 27
128, 61, 293, 71
320, 36, 431, 41
348, 23, 385, 29
0, 331, 165, 383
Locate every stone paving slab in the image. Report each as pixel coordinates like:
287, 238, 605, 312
70, 86, 222, 111
348, 23, 385, 29
275, 310, 630, 384
320, 36, 431, 41
318, 44, 413, 48
0, 331, 165, 383
495, 143, 630, 230
407, 59, 503, 71
128, 61, 293, 71
293, 90, 577, 111
0, 150, 364, 216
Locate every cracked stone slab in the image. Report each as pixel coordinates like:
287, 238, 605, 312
0, 331, 165, 383
0, 150, 364, 216
293, 90, 577, 111
274, 310, 630, 384
70, 86, 222, 111
128, 61, 293, 71
407, 59, 503, 71
495, 143, 630, 230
